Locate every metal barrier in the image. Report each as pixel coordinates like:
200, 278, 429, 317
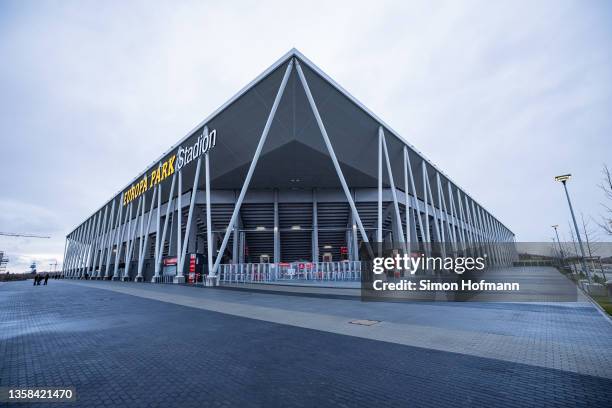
219, 261, 361, 284
152, 275, 175, 284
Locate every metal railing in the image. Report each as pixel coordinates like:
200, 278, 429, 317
219, 261, 362, 284
152, 275, 175, 284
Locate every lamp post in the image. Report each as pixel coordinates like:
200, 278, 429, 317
554, 174, 590, 281
551, 225, 564, 261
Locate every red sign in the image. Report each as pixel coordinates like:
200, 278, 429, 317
298, 263, 312, 269
340, 246, 348, 254
163, 257, 178, 266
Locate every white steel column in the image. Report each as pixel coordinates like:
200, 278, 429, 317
122, 202, 136, 280
137, 185, 158, 281
486, 212, 502, 265
380, 128, 405, 250
178, 157, 202, 280
107, 196, 123, 278
92, 205, 107, 278
153, 173, 176, 280
66, 238, 75, 277
96, 204, 110, 277
66, 232, 76, 277
437, 176, 455, 245
113, 202, 133, 279
75, 224, 86, 277
448, 185, 464, 253
75, 219, 88, 277
86, 215, 98, 276
436, 174, 455, 254
403, 149, 411, 252
124, 196, 144, 280
102, 198, 117, 278
205, 143, 213, 276
211, 59, 294, 277
295, 59, 371, 251
114, 202, 131, 280
69, 229, 81, 277
138, 194, 146, 273
273, 189, 280, 264
64, 238, 73, 276
85, 214, 98, 276
421, 162, 431, 245
457, 190, 471, 255
478, 206, 493, 263
468, 199, 482, 257
153, 185, 162, 276
378, 128, 383, 243
404, 148, 425, 252
312, 189, 319, 263
61, 237, 68, 276
473, 203, 487, 258
434, 174, 447, 245
176, 171, 183, 281
79, 217, 94, 277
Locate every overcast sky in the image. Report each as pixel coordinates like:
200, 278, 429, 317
1, 0, 610, 273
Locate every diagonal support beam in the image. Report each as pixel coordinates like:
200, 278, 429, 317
113, 201, 131, 279
100, 199, 116, 278
380, 127, 406, 250
137, 184, 158, 280
179, 157, 202, 275
404, 147, 426, 252
154, 173, 176, 279
205, 129, 214, 275
296, 59, 371, 252
210, 59, 294, 277
124, 196, 143, 280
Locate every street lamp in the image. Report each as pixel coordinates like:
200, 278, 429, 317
551, 225, 564, 260
554, 174, 590, 281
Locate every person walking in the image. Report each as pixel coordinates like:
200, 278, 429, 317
33, 274, 37, 286
44, 274, 49, 285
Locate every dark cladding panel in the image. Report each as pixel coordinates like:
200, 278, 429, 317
293, 60, 380, 184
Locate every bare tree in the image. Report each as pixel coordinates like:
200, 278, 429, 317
597, 164, 612, 235
581, 213, 598, 258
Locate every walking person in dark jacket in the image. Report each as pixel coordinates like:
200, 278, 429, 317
44, 274, 49, 285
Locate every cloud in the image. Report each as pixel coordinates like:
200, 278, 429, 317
0, 0, 611, 272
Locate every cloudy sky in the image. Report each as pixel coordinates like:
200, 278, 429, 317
0, 0, 610, 272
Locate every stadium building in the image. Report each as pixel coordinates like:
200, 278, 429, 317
62, 49, 516, 284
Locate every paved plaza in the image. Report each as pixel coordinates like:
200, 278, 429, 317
1, 269, 612, 407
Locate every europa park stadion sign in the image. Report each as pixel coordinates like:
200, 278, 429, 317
122, 128, 217, 206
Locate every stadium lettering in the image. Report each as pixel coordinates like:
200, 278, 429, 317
122, 128, 217, 206
176, 128, 216, 172
123, 155, 176, 206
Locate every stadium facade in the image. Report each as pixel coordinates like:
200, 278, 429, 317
62, 49, 516, 284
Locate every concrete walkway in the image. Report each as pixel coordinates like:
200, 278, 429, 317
65, 267, 612, 380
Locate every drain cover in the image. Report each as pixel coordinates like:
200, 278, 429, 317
349, 319, 380, 326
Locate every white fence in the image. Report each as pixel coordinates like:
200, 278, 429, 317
219, 261, 362, 284
152, 275, 175, 284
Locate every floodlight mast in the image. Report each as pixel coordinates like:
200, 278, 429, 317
551, 225, 564, 259
554, 174, 589, 281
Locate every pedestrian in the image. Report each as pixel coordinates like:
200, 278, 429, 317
33, 274, 37, 286
44, 274, 49, 285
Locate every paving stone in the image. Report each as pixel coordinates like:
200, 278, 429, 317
1, 281, 611, 407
